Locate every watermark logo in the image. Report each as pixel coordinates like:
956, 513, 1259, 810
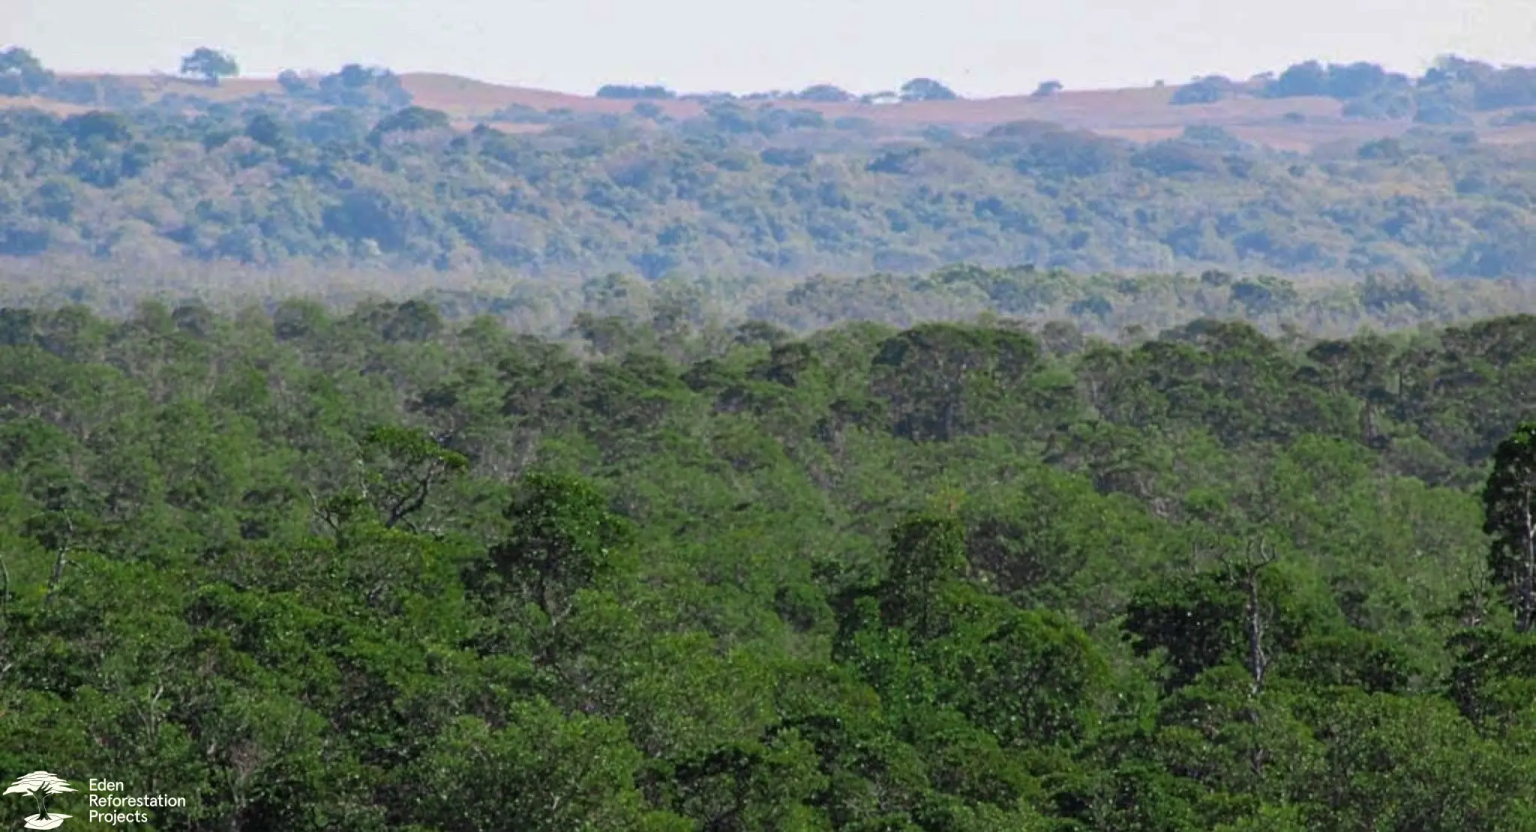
5, 772, 188, 827
4, 772, 75, 830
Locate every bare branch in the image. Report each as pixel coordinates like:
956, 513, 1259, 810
307, 488, 341, 535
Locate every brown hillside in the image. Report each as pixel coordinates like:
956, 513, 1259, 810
27, 71, 1534, 151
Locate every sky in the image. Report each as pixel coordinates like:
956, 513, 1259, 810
4, 0, 1534, 98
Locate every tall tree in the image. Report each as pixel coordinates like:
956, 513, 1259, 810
1482, 421, 1536, 631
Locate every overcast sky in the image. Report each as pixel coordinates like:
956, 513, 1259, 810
4, 0, 1532, 97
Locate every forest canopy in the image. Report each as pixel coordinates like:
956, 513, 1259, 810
3, 300, 1536, 828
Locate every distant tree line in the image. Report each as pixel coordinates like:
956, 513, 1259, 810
596, 77, 961, 104
0, 97, 1531, 279
1168, 55, 1536, 125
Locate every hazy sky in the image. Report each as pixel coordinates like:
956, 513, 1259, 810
4, 0, 1533, 97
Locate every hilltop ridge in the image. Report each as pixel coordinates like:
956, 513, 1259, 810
4, 50, 1536, 290
9, 68, 1534, 151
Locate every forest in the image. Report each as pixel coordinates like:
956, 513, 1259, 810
8, 39, 1536, 830
6, 49, 1536, 283
15, 260, 1536, 345
5, 297, 1536, 829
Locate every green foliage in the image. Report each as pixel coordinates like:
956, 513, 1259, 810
489, 471, 635, 621
179, 47, 239, 86
371, 106, 450, 139
2, 300, 1536, 829
900, 78, 959, 101
7, 80, 1536, 281
597, 84, 677, 100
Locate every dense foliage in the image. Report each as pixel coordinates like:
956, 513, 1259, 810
5, 75, 1536, 279
8, 40, 1536, 828
5, 299, 1536, 829
1177, 55, 1536, 124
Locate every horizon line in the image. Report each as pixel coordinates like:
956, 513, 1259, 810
18, 50, 1530, 102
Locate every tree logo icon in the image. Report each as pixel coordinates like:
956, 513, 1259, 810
4, 772, 76, 830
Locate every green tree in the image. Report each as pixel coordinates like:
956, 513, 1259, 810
489, 472, 635, 625
869, 324, 1040, 442
880, 512, 968, 639
180, 47, 239, 86
314, 425, 468, 537
900, 77, 959, 101
370, 106, 451, 142
410, 702, 684, 831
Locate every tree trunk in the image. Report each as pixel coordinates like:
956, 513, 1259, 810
1521, 497, 1536, 633
1246, 568, 1267, 696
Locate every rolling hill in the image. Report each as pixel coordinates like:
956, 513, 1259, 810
2, 52, 1536, 297
11, 67, 1536, 151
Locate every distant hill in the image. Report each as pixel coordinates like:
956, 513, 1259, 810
14, 62, 1536, 152
2, 52, 1536, 284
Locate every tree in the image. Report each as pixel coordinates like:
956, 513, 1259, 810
179, 47, 239, 86
244, 112, 288, 149
1304, 692, 1526, 831
1123, 549, 1312, 695
1482, 422, 1536, 631
312, 425, 468, 538
880, 512, 968, 638
596, 84, 676, 100
795, 84, 854, 102
0, 47, 53, 96
409, 704, 679, 831
314, 63, 411, 107
960, 608, 1111, 748
276, 69, 308, 94
1171, 76, 1234, 105
370, 106, 450, 141
62, 110, 132, 144
869, 323, 1040, 442
490, 472, 635, 625
1265, 61, 1328, 98
900, 77, 959, 101
1032, 80, 1063, 98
